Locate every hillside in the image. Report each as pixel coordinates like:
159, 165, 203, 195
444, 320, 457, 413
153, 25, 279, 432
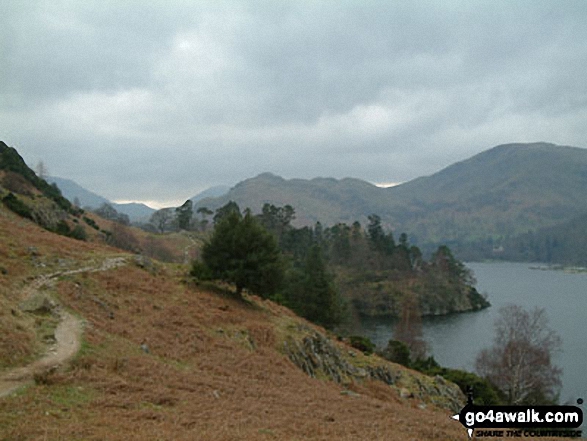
190, 184, 231, 204
388, 142, 587, 244
0, 155, 468, 440
195, 143, 587, 253
455, 211, 587, 265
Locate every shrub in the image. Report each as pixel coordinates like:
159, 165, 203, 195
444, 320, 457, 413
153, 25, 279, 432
412, 355, 503, 405
83, 216, 100, 230
69, 225, 87, 241
348, 335, 376, 355
2, 193, 33, 219
441, 369, 503, 405
53, 220, 88, 241
55, 220, 72, 237
190, 261, 213, 281
107, 223, 140, 253
378, 339, 411, 366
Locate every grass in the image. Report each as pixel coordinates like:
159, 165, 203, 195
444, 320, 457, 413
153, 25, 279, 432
47, 384, 95, 408
0, 262, 469, 440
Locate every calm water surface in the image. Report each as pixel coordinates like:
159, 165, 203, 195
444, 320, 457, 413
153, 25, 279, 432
355, 262, 587, 407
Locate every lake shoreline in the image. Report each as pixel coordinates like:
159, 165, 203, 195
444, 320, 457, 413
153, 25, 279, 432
353, 261, 586, 430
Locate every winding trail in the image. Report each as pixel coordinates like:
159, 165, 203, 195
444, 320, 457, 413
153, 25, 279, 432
0, 257, 127, 398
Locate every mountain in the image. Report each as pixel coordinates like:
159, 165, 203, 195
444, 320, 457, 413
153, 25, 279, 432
387, 142, 587, 244
190, 184, 230, 204
195, 142, 587, 254
46, 176, 110, 208
47, 176, 155, 222
194, 172, 389, 226
110, 201, 155, 222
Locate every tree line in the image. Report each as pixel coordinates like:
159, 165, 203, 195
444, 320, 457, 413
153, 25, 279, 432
191, 202, 341, 328
146, 199, 215, 233
190, 201, 488, 328
442, 211, 587, 267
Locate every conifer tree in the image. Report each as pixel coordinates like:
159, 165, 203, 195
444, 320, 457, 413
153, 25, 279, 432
176, 199, 193, 230
287, 245, 341, 328
200, 209, 283, 298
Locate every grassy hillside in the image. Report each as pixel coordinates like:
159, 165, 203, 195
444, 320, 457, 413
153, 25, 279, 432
3, 266, 466, 440
0, 196, 470, 440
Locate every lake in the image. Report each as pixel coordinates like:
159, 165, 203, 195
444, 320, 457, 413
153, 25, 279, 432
353, 262, 586, 409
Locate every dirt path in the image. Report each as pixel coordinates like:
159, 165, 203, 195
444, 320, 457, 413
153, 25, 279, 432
0, 257, 127, 398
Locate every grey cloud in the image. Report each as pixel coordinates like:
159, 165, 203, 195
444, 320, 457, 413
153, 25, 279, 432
1, 1, 587, 204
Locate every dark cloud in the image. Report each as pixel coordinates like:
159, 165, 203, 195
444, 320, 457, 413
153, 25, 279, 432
1, 1, 586, 206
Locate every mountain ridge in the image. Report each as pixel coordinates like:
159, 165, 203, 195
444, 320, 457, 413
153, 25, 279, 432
194, 142, 587, 249
9, 140, 586, 257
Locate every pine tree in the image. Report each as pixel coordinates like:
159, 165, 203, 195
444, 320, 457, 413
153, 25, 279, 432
293, 245, 341, 328
175, 199, 193, 230
200, 210, 283, 298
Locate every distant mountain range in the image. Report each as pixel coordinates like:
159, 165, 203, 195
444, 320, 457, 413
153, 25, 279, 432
46, 176, 157, 222
40, 142, 587, 262
194, 142, 587, 252
388, 142, 587, 243
47, 176, 232, 223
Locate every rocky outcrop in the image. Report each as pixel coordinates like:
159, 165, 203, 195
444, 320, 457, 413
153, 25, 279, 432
19, 293, 58, 315
351, 282, 490, 318
280, 323, 465, 412
283, 330, 400, 385
420, 287, 490, 317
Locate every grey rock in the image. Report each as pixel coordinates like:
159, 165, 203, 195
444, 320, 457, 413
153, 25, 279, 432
19, 294, 57, 314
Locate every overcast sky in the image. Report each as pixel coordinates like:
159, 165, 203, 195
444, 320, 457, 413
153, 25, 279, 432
2, 1, 587, 207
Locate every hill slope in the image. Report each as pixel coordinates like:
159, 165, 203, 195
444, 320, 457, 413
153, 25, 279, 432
461, 211, 587, 265
190, 184, 231, 204
388, 142, 587, 243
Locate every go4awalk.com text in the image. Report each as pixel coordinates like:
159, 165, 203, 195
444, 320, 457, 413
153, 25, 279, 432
453, 400, 583, 438
475, 429, 582, 438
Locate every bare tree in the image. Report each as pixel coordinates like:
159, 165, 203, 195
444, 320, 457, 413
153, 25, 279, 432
196, 206, 214, 231
108, 222, 140, 253
149, 208, 173, 233
475, 304, 562, 404
35, 160, 48, 179
394, 294, 427, 361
